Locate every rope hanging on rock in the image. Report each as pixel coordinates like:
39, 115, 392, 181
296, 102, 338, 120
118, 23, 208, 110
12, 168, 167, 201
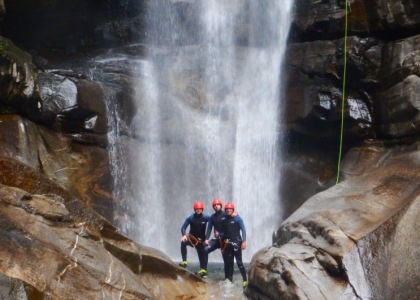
336, 0, 348, 184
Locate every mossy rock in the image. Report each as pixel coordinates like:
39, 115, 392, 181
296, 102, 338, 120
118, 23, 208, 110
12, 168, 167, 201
0, 36, 33, 64
0, 36, 43, 123
0, 36, 36, 101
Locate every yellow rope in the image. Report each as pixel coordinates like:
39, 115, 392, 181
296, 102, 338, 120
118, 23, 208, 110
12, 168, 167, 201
336, 0, 348, 184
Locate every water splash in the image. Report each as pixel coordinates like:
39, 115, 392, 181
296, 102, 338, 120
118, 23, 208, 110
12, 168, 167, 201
109, 0, 294, 261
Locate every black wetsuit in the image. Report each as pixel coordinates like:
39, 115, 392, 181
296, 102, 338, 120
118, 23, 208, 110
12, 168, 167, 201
205, 210, 228, 255
223, 214, 247, 282
180, 213, 210, 270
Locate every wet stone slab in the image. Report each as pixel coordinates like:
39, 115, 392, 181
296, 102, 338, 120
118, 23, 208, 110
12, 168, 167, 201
182, 262, 249, 300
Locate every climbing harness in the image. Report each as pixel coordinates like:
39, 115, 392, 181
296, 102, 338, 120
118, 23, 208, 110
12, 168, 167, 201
220, 239, 228, 253
187, 234, 201, 247
221, 239, 239, 253
336, 0, 348, 184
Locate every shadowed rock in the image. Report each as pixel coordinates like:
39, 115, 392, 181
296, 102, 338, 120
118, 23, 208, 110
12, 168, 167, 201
282, 67, 374, 141
381, 34, 420, 85
0, 272, 26, 299
286, 36, 383, 83
291, 0, 420, 40
0, 0, 4, 23
0, 36, 40, 119
375, 75, 420, 138
283, 35, 380, 140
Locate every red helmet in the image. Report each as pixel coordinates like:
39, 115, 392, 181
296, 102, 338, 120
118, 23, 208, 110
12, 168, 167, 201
212, 199, 222, 207
224, 202, 235, 211
194, 201, 204, 209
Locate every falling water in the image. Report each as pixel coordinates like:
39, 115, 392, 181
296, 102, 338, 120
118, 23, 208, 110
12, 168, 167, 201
111, 0, 293, 261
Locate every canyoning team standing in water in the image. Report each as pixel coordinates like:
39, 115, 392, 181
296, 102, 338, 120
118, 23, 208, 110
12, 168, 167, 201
179, 199, 248, 287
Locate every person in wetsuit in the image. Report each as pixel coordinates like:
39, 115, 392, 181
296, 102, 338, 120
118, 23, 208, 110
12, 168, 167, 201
204, 199, 237, 263
204, 199, 226, 253
223, 202, 248, 287
180, 201, 210, 277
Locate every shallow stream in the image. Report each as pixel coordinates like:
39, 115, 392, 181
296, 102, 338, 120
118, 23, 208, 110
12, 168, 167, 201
185, 262, 249, 300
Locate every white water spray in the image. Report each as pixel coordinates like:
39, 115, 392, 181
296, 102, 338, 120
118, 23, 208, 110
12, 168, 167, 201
112, 0, 293, 261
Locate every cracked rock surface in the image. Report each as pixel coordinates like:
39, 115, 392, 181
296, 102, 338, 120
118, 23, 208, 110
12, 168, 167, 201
0, 157, 208, 299
247, 143, 420, 300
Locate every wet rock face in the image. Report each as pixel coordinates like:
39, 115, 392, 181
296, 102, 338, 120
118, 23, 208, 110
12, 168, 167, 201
0, 33, 122, 222
281, 35, 379, 213
0, 36, 113, 132
0, 32, 131, 225
248, 144, 420, 299
381, 34, 420, 84
375, 75, 420, 138
0, 273, 26, 299
283, 0, 420, 222
284, 36, 380, 141
37, 72, 78, 115
0, 115, 114, 221
292, 0, 420, 40
0, 160, 208, 299
367, 34, 420, 140
357, 189, 420, 300
279, 136, 337, 219
37, 72, 111, 133
287, 36, 383, 82
0, 37, 39, 117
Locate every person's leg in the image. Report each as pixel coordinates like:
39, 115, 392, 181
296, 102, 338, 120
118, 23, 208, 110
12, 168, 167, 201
224, 244, 235, 282
197, 243, 208, 271
180, 239, 193, 267
222, 247, 230, 280
181, 240, 188, 262
206, 238, 221, 255
233, 243, 247, 282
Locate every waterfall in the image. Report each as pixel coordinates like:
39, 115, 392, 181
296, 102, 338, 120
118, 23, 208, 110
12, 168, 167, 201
110, 0, 293, 262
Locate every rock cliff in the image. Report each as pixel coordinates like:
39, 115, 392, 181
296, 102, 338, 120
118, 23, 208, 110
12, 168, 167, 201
280, 0, 420, 218
0, 157, 208, 299
1, 0, 420, 299
248, 143, 420, 299
0, 1, 210, 298
248, 0, 420, 299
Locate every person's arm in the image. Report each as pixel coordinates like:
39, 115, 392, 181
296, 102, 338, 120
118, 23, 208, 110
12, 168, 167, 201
205, 216, 213, 241
237, 216, 246, 241
237, 216, 247, 249
180, 216, 191, 242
